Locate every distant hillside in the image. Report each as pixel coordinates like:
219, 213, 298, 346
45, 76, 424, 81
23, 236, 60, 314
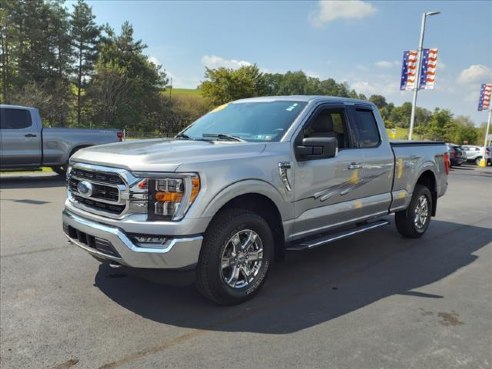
168, 88, 203, 97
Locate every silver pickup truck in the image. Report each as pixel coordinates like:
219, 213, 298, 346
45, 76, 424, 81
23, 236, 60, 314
0, 104, 122, 174
62, 96, 449, 304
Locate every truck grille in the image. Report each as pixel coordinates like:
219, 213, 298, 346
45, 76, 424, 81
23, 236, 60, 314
70, 168, 124, 185
72, 195, 125, 214
68, 165, 128, 217
69, 178, 120, 202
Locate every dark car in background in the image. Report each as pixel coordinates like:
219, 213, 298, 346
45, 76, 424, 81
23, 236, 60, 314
446, 143, 466, 166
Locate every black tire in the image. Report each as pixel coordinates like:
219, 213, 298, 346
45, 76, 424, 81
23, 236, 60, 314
51, 165, 67, 175
395, 184, 433, 238
196, 208, 274, 305
52, 147, 85, 175
475, 157, 482, 166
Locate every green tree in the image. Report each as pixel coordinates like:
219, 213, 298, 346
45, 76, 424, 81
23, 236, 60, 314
369, 95, 387, 109
70, 0, 100, 125
420, 109, 456, 141
276, 71, 308, 95
200, 64, 265, 106
0, 2, 14, 102
89, 22, 167, 130
449, 116, 479, 144
2, 0, 73, 124
476, 120, 492, 146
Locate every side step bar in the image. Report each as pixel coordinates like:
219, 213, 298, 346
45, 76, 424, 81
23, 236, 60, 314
286, 219, 390, 251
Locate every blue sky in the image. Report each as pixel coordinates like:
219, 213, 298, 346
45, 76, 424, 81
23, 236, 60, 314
83, 0, 492, 125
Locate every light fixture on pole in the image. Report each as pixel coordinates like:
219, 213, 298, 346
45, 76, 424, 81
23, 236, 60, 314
408, 11, 440, 141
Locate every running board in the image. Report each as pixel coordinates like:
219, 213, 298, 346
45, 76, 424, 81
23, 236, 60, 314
286, 219, 390, 251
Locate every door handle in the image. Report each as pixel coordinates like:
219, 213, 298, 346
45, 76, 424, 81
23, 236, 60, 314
348, 163, 362, 170
24, 134, 37, 138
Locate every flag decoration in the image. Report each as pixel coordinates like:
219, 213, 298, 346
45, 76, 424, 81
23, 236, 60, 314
419, 48, 438, 90
400, 50, 418, 90
478, 83, 492, 111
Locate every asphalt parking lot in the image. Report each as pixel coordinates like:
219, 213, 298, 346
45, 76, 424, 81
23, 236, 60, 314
1, 165, 491, 369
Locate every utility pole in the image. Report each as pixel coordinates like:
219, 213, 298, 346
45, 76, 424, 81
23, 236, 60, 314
408, 11, 440, 140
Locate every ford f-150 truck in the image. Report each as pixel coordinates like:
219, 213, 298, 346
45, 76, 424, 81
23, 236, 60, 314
62, 96, 449, 305
0, 104, 122, 174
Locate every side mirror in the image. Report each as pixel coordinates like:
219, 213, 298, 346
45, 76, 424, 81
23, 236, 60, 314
296, 136, 337, 160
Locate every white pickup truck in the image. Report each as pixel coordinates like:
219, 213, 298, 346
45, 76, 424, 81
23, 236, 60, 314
63, 96, 449, 304
0, 104, 122, 174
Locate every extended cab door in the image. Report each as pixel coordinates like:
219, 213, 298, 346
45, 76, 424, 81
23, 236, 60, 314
291, 104, 367, 239
0, 107, 42, 167
346, 105, 394, 216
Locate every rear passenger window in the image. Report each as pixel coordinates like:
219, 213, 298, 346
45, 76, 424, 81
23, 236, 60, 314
0, 108, 32, 129
354, 109, 380, 148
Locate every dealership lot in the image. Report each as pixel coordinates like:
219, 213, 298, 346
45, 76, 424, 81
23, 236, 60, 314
1, 165, 491, 369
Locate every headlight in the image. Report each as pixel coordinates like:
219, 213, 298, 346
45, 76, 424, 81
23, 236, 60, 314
134, 174, 200, 221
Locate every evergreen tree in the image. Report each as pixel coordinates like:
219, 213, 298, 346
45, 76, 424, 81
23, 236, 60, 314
89, 22, 167, 130
70, 0, 100, 125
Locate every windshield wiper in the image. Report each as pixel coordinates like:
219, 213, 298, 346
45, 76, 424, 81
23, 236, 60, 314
175, 133, 213, 143
202, 133, 246, 142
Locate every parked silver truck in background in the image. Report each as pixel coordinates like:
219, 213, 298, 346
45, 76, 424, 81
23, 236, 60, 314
0, 104, 122, 174
62, 96, 449, 305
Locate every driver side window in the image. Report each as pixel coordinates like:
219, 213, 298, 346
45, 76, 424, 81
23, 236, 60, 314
304, 108, 348, 150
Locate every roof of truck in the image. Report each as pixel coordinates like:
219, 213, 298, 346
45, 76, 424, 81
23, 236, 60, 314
0, 104, 36, 110
234, 95, 374, 106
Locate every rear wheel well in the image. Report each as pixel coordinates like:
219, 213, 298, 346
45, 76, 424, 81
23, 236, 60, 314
214, 193, 285, 261
416, 171, 437, 216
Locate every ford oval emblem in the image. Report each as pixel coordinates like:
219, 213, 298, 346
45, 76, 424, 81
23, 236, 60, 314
77, 181, 93, 197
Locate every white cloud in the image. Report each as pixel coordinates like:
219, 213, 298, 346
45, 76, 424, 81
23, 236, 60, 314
148, 56, 161, 66
350, 78, 400, 97
375, 60, 399, 69
201, 55, 252, 69
305, 70, 321, 79
356, 64, 369, 71
309, 0, 376, 27
457, 64, 492, 84
351, 81, 377, 95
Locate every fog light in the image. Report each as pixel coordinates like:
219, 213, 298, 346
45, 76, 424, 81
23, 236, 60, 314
129, 234, 168, 248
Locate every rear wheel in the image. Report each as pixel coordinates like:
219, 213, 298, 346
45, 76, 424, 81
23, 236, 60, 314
196, 208, 274, 305
475, 157, 482, 166
395, 184, 432, 238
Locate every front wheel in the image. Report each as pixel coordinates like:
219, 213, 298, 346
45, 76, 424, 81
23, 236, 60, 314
196, 208, 274, 305
395, 184, 433, 238
51, 165, 67, 175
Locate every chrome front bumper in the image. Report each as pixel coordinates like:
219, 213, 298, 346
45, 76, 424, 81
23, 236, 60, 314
62, 210, 203, 269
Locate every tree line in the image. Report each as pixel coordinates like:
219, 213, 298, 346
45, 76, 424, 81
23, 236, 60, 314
0, 0, 202, 135
200, 66, 488, 144
1, 0, 488, 144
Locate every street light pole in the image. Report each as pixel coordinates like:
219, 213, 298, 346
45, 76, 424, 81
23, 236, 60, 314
479, 109, 492, 167
408, 11, 440, 141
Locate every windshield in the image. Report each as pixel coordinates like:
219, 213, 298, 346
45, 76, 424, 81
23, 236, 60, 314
180, 100, 307, 142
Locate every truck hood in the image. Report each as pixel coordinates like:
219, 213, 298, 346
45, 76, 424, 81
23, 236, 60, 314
71, 138, 267, 172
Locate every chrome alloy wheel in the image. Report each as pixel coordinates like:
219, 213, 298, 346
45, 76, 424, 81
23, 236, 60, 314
414, 195, 429, 230
220, 229, 264, 289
